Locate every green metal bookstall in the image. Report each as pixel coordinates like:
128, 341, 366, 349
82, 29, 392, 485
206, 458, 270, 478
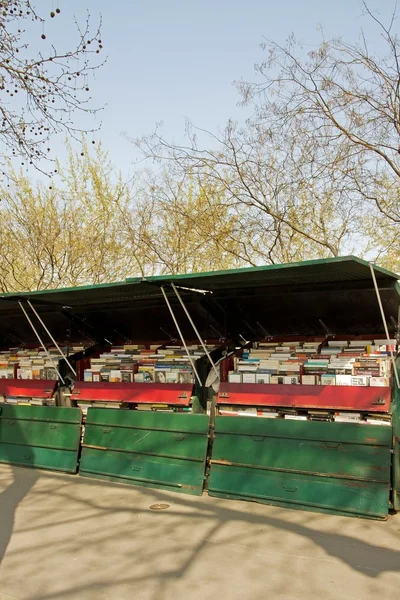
0, 256, 398, 519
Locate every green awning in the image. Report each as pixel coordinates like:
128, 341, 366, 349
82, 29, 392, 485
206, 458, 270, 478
132, 255, 399, 291
0, 256, 398, 345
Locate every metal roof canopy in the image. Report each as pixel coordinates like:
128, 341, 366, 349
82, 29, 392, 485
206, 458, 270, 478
0, 256, 398, 345
131, 255, 400, 291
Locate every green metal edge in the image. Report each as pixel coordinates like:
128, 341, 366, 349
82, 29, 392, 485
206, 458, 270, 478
127, 255, 400, 284
1, 255, 398, 301
79, 470, 204, 495
392, 359, 400, 511
207, 490, 388, 520
0, 405, 82, 424
0, 445, 79, 473
213, 416, 392, 446
0, 279, 131, 300
79, 447, 207, 495
208, 464, 390, 519
85, 408, 209, 433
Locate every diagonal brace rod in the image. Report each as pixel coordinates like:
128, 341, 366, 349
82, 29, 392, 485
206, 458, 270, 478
171, 282, 219, 380
27, 300, 77, 376
18, 302, 65, 384
369, 263, 399, 389
160, 287, 202, 386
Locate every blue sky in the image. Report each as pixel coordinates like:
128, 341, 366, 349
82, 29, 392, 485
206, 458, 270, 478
24, 0, 396, 178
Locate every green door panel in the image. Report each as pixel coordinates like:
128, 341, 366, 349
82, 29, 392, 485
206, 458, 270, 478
208, 464, 390, 519
79, 408, 209, 495
0, 404, 81, 473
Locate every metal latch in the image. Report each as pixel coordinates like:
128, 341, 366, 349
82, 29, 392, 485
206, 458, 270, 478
177, 393, 188, 399
72, 389, 80, 395
219, 392, 230, 399
44, 389, 52, 393
371, 397, 385, 405
283, 485, 298, 493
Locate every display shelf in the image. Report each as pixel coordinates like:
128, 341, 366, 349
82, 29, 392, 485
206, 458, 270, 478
216, 382, 392, 412
71, 381, 193, 406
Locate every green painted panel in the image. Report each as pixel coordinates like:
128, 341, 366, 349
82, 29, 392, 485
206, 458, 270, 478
0, 419, 80, 451
214, 416, 392, 446
80, 409, 209, 495
0, 404, 81, 423
392, 361, 400, 511
394, 437, 400, 511
84, 426, 207, 461
0, 405, 81, 473
208, 464, 389, 519
0, 443, 78, 473
210, 415, 392, 519
212, 435, 390, 482
80, 447, 205, 495
85, 409, 209, 433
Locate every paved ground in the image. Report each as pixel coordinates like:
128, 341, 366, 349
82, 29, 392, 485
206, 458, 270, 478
0, 464, 399, 600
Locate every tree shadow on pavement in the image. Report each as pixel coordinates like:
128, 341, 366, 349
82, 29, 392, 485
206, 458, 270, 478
2, 471, 397, 600
0, 465, 38, 566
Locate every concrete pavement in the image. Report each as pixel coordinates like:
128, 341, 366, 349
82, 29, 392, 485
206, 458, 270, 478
0, 463, 399, 600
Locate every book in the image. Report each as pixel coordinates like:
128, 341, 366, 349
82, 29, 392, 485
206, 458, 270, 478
320, 374, 336, 385
369, 377, 390, 387
228, 372, 242, 383
336, 375, 352, 386
256, 373, 270, 384
350, 376, 368, 386
302, 375, 317, 385
242, 373, 256, 384
284, 415, 308, 420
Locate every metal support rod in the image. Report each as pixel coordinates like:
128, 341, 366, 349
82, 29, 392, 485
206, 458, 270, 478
160, 287, 202, 386
18, 302, 65, 384
369, 263, 400, 388
27, 300, 77, 376
171, 282, 219, 379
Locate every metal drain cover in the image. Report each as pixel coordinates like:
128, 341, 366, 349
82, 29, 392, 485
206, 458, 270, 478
149, 503, 170, 511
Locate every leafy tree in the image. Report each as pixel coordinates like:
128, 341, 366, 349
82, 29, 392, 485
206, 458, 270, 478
122, 169, 248, 274
0, 142, 136, 291
0, 143, 244, 292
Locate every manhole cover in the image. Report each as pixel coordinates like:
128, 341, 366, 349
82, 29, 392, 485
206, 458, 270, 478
149, 503, 170, 511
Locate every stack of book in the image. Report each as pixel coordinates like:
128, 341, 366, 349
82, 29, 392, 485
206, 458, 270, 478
83, 344, 216, 385
1, 395, 56, 406
227, 339, 394, 387
217, 404, 392, 425
76, 400, 124, 415
0, 346, 73, 380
